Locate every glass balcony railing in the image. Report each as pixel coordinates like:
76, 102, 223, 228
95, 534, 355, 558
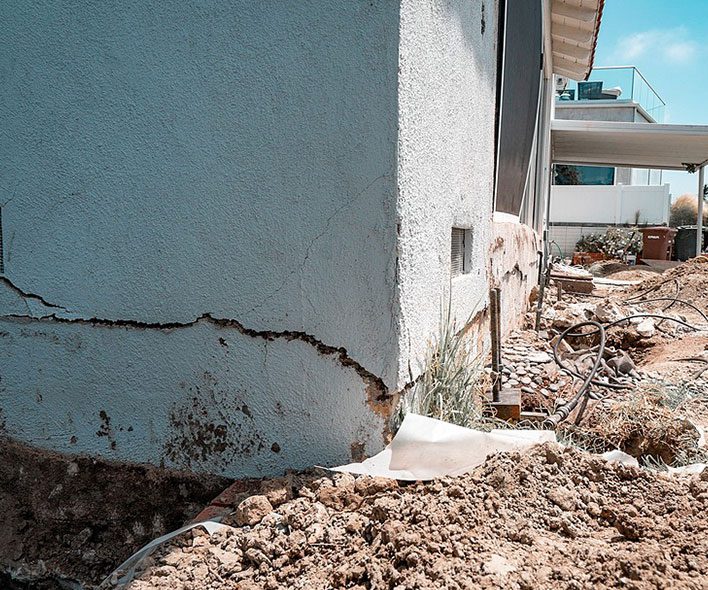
556, 66, 666, 123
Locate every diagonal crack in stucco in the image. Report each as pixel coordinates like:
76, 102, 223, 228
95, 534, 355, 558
0, 276, 71, 312
250, 170, 393, 314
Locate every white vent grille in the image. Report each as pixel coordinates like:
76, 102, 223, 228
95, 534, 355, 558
451, 228, 468, 277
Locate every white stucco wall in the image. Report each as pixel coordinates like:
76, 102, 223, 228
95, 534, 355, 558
0, 0, 506, 476
0, 0, 400, 476
395, 0, 498, 385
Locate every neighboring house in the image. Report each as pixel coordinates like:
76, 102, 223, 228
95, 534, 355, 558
0, 0, 605, 477
548, 67, 671, 257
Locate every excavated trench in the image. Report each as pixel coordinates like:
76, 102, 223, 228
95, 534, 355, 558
0, 437, 230, 590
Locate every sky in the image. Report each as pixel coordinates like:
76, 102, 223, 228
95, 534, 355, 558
592, 0, 708, 198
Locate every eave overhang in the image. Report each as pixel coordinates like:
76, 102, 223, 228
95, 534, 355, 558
551, 119, 708, 171
550, 0, 605, 81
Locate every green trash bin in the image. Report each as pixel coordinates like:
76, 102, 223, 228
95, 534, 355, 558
674, 226, 708, 261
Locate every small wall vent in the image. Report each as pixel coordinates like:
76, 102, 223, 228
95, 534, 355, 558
451, 228, 472, 278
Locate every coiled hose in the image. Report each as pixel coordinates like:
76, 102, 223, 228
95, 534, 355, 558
543, 313, 704, 430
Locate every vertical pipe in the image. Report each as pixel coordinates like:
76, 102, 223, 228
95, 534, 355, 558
490, 287, 502, 402
697, 166, 705, 256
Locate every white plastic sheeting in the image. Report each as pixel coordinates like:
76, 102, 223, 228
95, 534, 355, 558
330, 414, 556, 481
103, 520, 233, 588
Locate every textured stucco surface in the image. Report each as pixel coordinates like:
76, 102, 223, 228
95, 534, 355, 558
0, 0, 400, 386
0, 314, 384, 476
0, 0, 400, 476
395, 0, 498, 385
0, 0, 512, 476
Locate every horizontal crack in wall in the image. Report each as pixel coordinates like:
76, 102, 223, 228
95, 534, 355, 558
0, 275, 395, 421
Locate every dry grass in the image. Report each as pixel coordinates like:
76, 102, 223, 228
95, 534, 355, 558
670, 193, 708, 227
394, 304, 497, 432
559, 385, 705, 467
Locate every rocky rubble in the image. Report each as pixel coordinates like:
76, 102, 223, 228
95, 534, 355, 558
517, 260, 708, 413
126, 444, 708, 590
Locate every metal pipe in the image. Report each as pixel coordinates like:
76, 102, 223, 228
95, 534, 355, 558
490, 287, 502, 402
697, 165, 705, 256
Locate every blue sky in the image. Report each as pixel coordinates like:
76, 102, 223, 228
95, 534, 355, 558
592, 0, 708, 198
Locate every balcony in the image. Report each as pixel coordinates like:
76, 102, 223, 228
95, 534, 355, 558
556, 66, 666, 123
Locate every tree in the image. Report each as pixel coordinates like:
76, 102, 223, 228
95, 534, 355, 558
669, 194, 708, 227
554, 165, 581, 185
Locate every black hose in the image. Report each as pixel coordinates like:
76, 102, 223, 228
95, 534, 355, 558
543, 321, 606, 429
626, 278, 680, 303
564, 314, 702, 339
630, 297, 708, 323
543, 313, 702, 430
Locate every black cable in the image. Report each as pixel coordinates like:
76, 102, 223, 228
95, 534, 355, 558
630, 297, 708, 323
543, 313, 702, 430
543, 321, 606, 429
564, 314, 702, 339
626, 278, 680, 302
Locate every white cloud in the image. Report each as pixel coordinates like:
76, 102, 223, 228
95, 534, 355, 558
612, 29, 699, 65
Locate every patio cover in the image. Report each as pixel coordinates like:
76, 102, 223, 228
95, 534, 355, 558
551, 119, 708, 170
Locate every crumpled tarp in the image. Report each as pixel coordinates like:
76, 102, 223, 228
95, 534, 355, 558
330, 414, 556, 481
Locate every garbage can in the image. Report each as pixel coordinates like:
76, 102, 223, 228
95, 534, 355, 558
674, 226, 708, 261
639, 227, 677, 261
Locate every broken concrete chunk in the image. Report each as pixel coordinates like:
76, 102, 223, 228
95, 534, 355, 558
606, 352, 636, 376
234, 495, 273, 527
636, 319, 655, 338
593, 302, 622, 323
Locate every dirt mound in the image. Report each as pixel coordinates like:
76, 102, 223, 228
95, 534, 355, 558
127, 445, 708, 590
628, 257, 708, 310
0, 436, 231, 589
605, 269, 658, 282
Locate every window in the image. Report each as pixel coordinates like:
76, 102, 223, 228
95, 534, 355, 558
451, 228, 472, 278
554, 165, 615, 186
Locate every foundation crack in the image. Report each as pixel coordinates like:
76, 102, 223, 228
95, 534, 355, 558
0, 310, 394, 417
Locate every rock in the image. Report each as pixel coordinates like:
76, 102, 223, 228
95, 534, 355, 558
528, 351, 552, 364
260, 477, 293, 507
547, 487, 576, 512
521, 377, 532, 386
636, 319, 655, 338
606, 352, 635, 376
594, 303, 622, 323
234, 495, 273, 527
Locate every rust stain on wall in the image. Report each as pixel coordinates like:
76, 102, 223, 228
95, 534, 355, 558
163, 372, 266, 470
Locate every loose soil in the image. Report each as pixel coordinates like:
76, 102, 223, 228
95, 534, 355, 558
4, 259, 708, 590
126, 445, 708, 590
0, 437, 231, 589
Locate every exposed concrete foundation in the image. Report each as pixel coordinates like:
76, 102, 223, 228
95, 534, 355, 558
490, 221, 541, 336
